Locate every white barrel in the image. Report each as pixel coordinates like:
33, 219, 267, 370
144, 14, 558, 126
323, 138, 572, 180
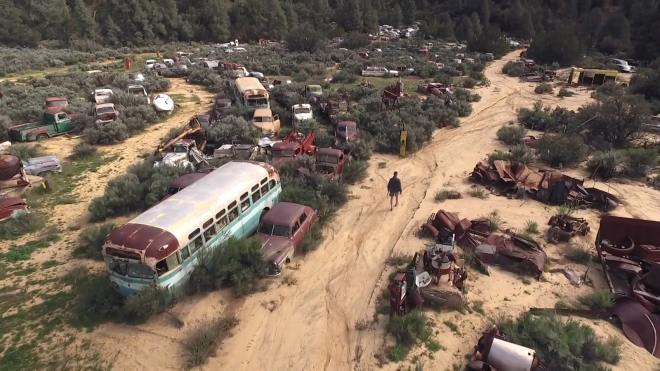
485, 337, 535, 371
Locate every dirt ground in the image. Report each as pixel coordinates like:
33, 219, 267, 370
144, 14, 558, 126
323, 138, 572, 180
65, 51, 660, 371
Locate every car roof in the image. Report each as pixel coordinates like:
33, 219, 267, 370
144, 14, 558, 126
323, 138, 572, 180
337, 121, 357, 126
273, 142, 298, 150
46, 97, 67, 102
316, 148, 342, 156
169, 172, 209, 188
254, 108, 272, 116
261, 202, 309, 226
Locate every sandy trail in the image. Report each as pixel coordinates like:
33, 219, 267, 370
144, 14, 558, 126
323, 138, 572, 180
91, 52, 660, 371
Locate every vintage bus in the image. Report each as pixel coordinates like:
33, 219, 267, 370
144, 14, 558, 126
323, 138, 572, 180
233, 77, 270, 108
102, 161, 281, 296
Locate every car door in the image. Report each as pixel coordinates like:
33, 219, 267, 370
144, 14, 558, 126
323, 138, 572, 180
291, 219, 303, 250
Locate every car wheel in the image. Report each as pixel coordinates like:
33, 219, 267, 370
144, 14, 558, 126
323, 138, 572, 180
36, 134, 49, 141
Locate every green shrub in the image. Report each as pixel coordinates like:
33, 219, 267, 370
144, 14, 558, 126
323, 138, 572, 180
435, 190, 451, 203
6, 143, 42, 160
462, 77, 478, 88
182, 316, 239, 370
0, 212, 44, 240
565, 244, 592, 264
586, 151, 622, 179
387, 311, 429, 347
83, 121, 129, 145
496, 125, 526, 145
497, 313, 621, 371
88, 173, 142, 221
524, 220, 539, 234
487, 150, 511, 164
121, 287, 171, 324
622, 147, 658, 177
536, 134, 588, 167
534, 83, 553, 94
187, 237, 267, 297
75, 223, 116, 260
557, 88, 575, 98
70, 142, 98, 160
69, 269, 123, 326
502, 61, 526, 77
509, 144, 534, 164
577, 291, 615, 310
342, 160, 369, 184
482, 210, 502, 232
300, 225, 323, 253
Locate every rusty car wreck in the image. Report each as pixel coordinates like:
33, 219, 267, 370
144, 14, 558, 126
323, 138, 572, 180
421, 209, 547, 278
469, 160, 619, 210
530, 215, 660, 359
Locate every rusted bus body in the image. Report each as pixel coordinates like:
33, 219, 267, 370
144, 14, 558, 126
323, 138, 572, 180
233, 77, 270, 108
102, 161, 282, 296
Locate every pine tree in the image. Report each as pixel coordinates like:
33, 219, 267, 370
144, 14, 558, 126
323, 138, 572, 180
456, 16, 475, 42
337, 0, 362, 31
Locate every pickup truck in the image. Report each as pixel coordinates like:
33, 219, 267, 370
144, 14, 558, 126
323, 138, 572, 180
8, 110, 75, 142
362, 66, 398, 77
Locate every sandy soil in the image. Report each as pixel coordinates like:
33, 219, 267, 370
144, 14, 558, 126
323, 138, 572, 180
84, 52, 660, 371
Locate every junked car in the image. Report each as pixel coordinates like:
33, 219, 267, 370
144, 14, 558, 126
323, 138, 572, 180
128, 85, 151, 104
334, 121, 361, 145
45, 97, 68, 111
250, 72, 275, 91
256, 202, 319, 276
94, 103, 119, 125
145, 59, 157, 69
211, 98, 232, 121
362, 66, 399, 77
0, 198, 28, 223
128, 73, 145, 82
291, 104, 313, 126
252, 108, 281, 136
93, 88, 113, 104
314, 148, 352, 182
161, 171, 211, 201
22, 156, 62, 176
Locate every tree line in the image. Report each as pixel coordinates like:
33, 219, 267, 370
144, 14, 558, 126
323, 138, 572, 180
0, 0, 659, 62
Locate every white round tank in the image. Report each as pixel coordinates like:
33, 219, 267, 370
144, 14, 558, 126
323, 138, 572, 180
486, 337, 535, 371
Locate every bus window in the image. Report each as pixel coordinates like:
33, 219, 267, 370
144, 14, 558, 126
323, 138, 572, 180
261, 177, 268, 185
203, 224, 217, 241
202, 218, 214, 230
188, 235, 203, 253
260, 183, 269, 196
228, 201, 239, 222
240, 192, 250, 212
188, 228, 200, 241
216, 210, 228, 230
156, 253, 181, 276
181, 246, 191, 261
269, 179, 276, 190
252, 184, 262, 202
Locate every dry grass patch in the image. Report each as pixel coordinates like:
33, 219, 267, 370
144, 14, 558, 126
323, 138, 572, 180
182, 315, 239, 369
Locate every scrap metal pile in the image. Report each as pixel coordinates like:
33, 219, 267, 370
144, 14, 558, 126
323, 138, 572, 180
421, 210, 547, 278
532, 215, 660, 359
547, 214, 590, 243
469, 160, 620, 210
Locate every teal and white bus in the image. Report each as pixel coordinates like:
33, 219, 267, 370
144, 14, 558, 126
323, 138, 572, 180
102, 160, 281, 297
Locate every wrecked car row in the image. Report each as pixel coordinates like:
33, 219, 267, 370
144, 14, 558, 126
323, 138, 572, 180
469, 160, 620, 211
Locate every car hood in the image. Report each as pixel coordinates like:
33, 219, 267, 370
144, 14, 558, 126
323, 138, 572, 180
257, 236, 294, 264
336, 131, 360, 141
160, 152, 188, 166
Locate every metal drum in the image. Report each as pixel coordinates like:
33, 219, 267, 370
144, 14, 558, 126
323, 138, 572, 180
483, 337, 535, 371
0, 154, 21, 180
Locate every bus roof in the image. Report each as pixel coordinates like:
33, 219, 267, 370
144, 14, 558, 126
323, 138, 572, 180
234, 77, 267, 94
109, 161, 278, 258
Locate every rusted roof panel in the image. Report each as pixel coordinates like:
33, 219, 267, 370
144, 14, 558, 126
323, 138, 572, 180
105, 223, 179, 261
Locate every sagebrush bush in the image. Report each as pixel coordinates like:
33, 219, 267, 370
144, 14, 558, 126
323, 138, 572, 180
536, 134, 588, 167
75, 223, 116, 260
509, 144, 534, 164
70, 142, 98, 159
487, 150, 511, 164
187, 237, 267, 297
586, 151, 622, 179
83, 121, 129, 145
121, 287, 171, 324
387, 311, 429, 347
497, 313, 620, 371
6, 143, 42, 160
577, 291, 615, 310
496, 125, 526, 145
300, 225, 324, 253
557, 88, 575, 98
462, 77, 478, 88
622, 147, 658, 177
183, 316, 239, 369
534, 83, 554, 94
502, 61, 526, 77
0, 212, 44, 240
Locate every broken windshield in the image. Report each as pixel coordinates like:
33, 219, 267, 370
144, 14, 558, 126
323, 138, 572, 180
254, 116, 272, 122
338, 125, 356, 132
272, 150, 294, 157
247, 98, 268, 107
258, 222, 290, 237
105, 257, 154, 279
97, 108, 115, 115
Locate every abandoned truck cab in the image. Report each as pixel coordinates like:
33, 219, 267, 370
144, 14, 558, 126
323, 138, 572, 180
102, 161, 282, 296
256, 202, 319, 276
270, 132, 316, 167
8, 109, 75, 142
315, 148, 351, 181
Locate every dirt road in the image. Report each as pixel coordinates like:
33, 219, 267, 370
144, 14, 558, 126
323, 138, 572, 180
92, 52, 660, 371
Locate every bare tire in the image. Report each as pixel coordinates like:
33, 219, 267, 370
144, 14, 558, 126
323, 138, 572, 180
36, 134, 49, 141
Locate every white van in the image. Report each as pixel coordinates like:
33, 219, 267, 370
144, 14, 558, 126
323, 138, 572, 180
611, 58, 631, 72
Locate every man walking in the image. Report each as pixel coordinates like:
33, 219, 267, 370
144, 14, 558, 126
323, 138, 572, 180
387, 171, 402, 211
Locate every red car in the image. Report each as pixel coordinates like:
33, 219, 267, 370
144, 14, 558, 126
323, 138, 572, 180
256, 202, 319, 276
